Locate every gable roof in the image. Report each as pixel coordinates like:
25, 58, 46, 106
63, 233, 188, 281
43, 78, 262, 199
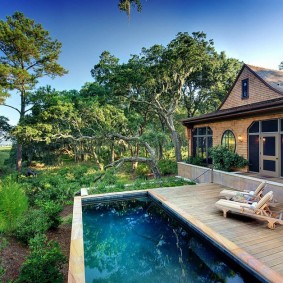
248, 64, 283, 93
218, 64, 283, 110
182, 97, 283, 127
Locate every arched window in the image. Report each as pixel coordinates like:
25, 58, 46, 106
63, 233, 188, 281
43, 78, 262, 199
221, 130, 236, 152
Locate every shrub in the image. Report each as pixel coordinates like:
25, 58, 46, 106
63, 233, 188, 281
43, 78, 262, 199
158, 159, 177, 175
186, 156, 205, 166
15, 209, 50, 244
135, 163, 151, 178
210, 145, 248, 172
20, 175, 73, 205
0, 177, 28, 234
18, 234, 66, 283
36, 200, 63, 229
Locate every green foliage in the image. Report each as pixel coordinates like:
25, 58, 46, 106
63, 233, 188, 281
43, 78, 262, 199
36, 200, 63, 229
0, 236, 8, 281
0, 116, 11, 142
158, 159, 177, 175
0, 12, 67, 99
18, 234, 66, 283
210, 145, 248, 172
15, 209, 50, 244
135, 163, 151, 178
15, 200, 62, 244
0, 146, 13, 176
186, 156, 205, 166
19, 165, 100, 205
93, 169, 126, 193
0, 177, 28, 233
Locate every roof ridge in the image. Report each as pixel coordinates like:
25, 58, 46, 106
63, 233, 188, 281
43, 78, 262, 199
246, 64, 283, 73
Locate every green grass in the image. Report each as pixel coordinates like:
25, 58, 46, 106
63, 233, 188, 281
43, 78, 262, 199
0, 146, 11, 166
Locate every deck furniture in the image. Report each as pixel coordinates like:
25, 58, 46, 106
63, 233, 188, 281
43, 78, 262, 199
219, 181, 266, 202
215, 191, 283, 229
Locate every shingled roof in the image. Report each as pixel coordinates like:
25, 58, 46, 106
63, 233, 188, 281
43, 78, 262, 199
182, 64, 283, 127
247, 64, 283, 93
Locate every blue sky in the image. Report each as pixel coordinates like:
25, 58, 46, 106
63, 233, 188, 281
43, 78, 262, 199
1, 0, 283, 125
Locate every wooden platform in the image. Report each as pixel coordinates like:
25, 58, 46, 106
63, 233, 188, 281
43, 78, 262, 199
149, 183, 283, 282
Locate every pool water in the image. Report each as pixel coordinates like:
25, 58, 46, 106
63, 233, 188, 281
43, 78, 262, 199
82, 197, 259, 283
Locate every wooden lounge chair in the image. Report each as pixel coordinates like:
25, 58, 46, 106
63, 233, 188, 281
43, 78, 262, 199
215, 191, 283, 229
219, 181, 266, 201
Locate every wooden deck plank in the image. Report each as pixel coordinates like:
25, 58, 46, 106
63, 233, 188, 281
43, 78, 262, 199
150, 183, 283, 281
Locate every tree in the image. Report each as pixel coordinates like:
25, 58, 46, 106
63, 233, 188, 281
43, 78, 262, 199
92, 32, 225, 162
182, 52, 242, 117
118, 0, 142, 17
0, 116, 11, 143
0, 12, 67, 172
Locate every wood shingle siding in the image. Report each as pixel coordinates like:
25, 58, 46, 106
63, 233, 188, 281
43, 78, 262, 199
220, 65, 283, 110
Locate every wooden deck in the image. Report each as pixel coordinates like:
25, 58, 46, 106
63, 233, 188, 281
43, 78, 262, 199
149, 183, 283, 282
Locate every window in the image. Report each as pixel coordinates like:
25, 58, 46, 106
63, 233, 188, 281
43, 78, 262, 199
242, 78, 249, 99
262, 119, 278, 133
192, 127, 213, 163
221, 130, 236, 152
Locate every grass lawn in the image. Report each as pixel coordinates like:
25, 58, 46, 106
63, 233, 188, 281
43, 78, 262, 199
0, 146, 11, 166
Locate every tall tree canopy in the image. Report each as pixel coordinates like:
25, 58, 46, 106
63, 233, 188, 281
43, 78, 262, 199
91, 32, 242, 162
0, 12, 67, 171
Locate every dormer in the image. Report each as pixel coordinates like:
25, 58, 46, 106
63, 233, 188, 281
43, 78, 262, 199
219, 64, 283, 110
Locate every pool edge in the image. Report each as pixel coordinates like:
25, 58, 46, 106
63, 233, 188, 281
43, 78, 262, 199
68, 188, 283, 283
68, 196, 85, 283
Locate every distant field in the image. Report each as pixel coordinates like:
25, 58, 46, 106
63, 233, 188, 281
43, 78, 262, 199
0, 146, 11, 166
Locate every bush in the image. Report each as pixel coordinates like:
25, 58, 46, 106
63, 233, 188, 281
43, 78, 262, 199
18, 234, 66, 283
0, 177, 28, 234
36, 200, 63, 229
135, 163, 151, 178
210, 145, 248, 172
15, 209, 50, 244
186, 156, 205, 166
158, 159, 177, 175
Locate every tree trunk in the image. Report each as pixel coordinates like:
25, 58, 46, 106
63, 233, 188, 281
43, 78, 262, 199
158, 142, 163, 160
171, 130, 182, 162
166, 115, 182, 162
110, 142, 115, 163
105, 156, 161, 179
149, 160, 161, 179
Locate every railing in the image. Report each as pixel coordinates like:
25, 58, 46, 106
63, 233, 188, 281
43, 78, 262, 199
192, 165, 213, 183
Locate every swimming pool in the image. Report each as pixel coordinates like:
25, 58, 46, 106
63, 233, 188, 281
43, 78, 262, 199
81, 193, 261, 283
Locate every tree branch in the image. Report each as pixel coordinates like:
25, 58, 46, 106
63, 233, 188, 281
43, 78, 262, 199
0, 103, 21, 114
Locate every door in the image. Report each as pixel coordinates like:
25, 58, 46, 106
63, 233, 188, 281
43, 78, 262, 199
260, 134, 279, 177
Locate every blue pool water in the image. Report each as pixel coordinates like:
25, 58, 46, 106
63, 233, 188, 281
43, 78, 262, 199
82, 196, 261, 283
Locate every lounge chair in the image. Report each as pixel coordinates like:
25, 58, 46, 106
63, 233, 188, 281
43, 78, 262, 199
219, 181, 266, 202
215, 191, 283, 229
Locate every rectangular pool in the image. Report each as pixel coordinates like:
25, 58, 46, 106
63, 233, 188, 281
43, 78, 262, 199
81, 192, 262, 283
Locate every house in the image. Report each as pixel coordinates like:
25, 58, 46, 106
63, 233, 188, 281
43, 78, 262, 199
182, 64, 283, 178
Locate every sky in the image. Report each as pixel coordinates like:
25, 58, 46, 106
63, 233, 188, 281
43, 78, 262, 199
1, 0, 283, 125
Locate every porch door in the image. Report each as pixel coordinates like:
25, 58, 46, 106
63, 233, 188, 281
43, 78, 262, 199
260, 134, 279, 177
